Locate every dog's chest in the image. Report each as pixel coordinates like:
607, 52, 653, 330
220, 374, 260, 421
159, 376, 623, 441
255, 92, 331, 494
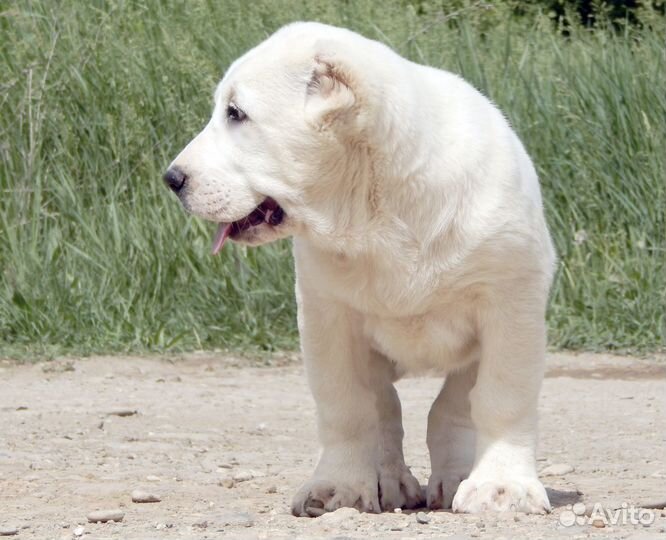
364, 305, 478, 373
298, 245, 479, 372
305, 247, 428, 315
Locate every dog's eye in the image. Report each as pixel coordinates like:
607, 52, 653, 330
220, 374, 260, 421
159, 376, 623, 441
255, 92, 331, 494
226, 103, 247, 123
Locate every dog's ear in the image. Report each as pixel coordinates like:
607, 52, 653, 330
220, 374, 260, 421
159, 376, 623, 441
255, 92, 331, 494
305, 53, 356, 128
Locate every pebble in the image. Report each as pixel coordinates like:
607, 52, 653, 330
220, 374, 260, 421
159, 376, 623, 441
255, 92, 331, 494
107, 409, 138, 417
540, 463, 575, 476
219, 512, 255, 528
145, 475, 161, 482
591, 518, 606, 528
0, 527, 18, 537
131, 490, 161, 503
87, 510, 124, 523
73, 526, 84, 537
416, 511, 431, 524
319, 507, 359, 525
219, 477, 235, 488
232, 469, 265, 482
266, 485, 277, 494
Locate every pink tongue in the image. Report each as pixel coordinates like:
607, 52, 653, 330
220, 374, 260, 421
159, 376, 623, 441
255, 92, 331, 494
211, 223, 233, 255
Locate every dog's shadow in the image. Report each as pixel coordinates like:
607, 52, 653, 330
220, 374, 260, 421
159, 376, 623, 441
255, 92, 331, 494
546, 487, 583, 509
403, 486, 582, 513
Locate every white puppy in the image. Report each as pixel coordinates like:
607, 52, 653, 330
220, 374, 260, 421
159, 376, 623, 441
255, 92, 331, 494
165, 22, 556, 517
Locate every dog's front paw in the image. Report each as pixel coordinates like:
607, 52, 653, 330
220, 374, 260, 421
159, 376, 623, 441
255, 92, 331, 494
291, 478, 381, 517
452, 475, 550, 514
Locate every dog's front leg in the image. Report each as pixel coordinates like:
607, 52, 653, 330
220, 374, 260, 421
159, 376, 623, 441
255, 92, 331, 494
452, 291, 551, 514
291, 285, 386, 517
291, 287, 379, 516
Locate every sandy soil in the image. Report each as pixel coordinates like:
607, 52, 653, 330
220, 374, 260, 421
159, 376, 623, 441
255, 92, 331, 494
0, 352, 664, 539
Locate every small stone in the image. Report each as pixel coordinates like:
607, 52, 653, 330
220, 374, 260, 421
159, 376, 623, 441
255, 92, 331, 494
87, 510, 124, 523
107, 409, 138, 417
155, 523, 166, 531
319, 507, 359, 525
192, 520, 207, 529
591, 518, 606, 528
131, 490, 161, 503
415, 511, 431, 524
266, 485, 277, 494
145, 475, 161, 482
393, 508, 402, 513
0, 527, 18, 537
232, 469, 265, 482
73, 526, 84, 537
391, 521, 410, 531
219, 477, 235, 488
219, 512, 255, 527
540, 463, 575, 476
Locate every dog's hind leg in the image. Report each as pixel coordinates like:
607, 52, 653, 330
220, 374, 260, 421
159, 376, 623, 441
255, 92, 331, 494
426, 362, 478, 509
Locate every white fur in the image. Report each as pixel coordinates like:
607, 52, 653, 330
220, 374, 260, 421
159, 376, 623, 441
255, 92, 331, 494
168, 22, 556, 516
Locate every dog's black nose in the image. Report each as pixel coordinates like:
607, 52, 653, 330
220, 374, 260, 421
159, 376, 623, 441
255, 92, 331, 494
163, 167, 188, 193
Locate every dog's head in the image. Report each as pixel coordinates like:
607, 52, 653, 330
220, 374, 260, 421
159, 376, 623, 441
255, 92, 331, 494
164, 22, 393, 253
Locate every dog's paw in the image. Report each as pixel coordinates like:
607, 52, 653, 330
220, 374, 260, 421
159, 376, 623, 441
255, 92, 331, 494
452, 476, 550, 514
291, 479, 381, 517
378, 463, 424, 511
426, 469, 467, 510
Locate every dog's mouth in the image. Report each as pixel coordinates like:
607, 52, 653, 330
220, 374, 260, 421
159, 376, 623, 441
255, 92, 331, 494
211, 197, 285, 254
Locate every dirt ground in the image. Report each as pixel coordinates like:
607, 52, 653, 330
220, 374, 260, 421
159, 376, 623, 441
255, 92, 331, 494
0, 351, 664, 539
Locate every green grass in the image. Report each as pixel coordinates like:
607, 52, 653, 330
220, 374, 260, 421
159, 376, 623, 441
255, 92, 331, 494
1, 0, 664, 358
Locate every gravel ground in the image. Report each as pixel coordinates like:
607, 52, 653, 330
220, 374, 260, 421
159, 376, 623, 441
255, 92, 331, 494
0, 352, 664, 539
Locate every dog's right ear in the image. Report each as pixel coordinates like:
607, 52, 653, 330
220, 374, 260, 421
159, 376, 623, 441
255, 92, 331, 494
305, 53, 357, 128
